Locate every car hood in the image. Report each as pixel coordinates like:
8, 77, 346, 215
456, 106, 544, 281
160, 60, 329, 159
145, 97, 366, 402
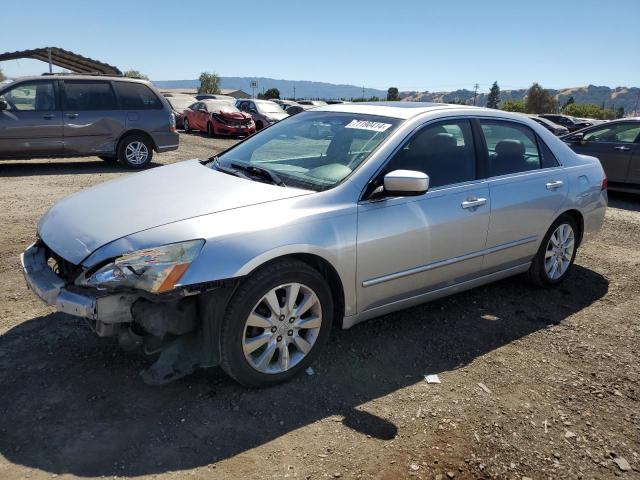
38, 160, 312, 264
214, 110, 252, 120
262, 111, 289, 121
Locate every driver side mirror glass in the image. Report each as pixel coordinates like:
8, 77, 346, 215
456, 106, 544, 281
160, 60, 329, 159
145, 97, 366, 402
572, 132, 585, 143
383, 170, 429, 197
0, 99, 7, 111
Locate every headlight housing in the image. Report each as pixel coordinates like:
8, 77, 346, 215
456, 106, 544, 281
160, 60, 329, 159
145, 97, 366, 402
77, 240, 204, 293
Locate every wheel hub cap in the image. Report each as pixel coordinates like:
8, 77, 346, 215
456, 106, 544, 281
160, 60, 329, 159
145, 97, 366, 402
544, 223, 575, 280
242, 283, 322, 374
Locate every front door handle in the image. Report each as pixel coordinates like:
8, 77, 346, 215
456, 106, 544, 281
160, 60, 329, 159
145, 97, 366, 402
461, 197, 487, 209
614, 146, 630, 151
42, 113, 54, 120
66, 113, 79, 119
546, 180, 564, 190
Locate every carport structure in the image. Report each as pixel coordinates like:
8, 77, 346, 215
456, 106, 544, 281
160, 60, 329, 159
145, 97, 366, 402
0, 47, 121, 75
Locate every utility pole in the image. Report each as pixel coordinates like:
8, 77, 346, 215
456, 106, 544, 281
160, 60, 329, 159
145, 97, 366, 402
362, 86, 365, 100
473, 83, 479, 106
293, 85, 296, 100
634, 89, 640, 117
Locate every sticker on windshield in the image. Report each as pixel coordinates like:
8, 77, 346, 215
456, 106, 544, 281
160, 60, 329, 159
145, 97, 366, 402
345, 119, 392, 133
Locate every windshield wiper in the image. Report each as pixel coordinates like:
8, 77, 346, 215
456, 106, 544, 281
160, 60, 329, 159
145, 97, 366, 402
230, 162, 286, 187
211, 157, 251, 180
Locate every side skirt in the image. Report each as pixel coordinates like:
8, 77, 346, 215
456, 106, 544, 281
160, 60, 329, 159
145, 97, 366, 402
342, 262, 531, 329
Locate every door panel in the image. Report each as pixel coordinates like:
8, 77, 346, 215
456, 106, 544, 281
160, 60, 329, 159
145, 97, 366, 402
356, 182, 490, 313
485, 168, 568, 270
61, 80, 124, 156
626, 145, 640, 184
0, 80, 63, 157
571, 141, 631, 182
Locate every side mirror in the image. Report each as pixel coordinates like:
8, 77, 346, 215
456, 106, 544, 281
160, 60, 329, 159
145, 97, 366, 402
0, 99, 7, 111
250, 108, 258, 113
383, 170, 429, 196
199, 108, 208, 114
572, 132, 585, 143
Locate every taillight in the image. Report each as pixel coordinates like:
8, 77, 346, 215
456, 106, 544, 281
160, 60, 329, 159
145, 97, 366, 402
601, 176, 607, 191
170, 113, 177, 133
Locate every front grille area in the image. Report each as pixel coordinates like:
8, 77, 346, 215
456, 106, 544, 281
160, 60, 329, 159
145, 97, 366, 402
42, 242, 80, 282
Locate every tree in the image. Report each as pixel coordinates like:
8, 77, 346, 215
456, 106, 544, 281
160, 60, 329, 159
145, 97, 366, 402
263, 88, 280, 100
387, 87, 399, 101
448, 98, 469, 105
562, 96, 575, 110
616, 106, 625, 119
486, 81, 500, 109
564, 103, 616, 120
525, 83, 558, 114
500, 99, 526, 113
0, 66, 5, 82
198, 72, 221, 94
123, 70, 148, 80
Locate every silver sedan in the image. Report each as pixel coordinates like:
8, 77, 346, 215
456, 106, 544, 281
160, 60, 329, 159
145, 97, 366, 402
21, 102, 607, 386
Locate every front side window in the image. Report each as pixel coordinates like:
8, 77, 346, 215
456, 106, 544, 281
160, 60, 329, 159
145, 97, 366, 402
583, 123, 640, 144
480, 120, 541, 176
114, 82, 162, 109
0, 81, 56, 111
214, 111, 402, 191
62, 81, 117, 110
383, 120, 476, 189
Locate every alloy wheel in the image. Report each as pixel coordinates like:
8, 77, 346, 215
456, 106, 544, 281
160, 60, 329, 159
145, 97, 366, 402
124, 141, 149, 165
242, 283, 322, 374
544, 223, 575, 280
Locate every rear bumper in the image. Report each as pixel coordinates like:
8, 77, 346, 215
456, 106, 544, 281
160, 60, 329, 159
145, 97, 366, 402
153, 131, 180, 152
21, 242, 136, 323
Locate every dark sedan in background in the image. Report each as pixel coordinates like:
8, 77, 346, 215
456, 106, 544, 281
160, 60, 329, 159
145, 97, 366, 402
541, 114, 592, 132
528, 115, 570, 136
563, 118, 640, 191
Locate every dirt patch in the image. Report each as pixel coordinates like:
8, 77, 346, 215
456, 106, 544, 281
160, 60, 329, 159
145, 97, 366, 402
0, 134, 638, 479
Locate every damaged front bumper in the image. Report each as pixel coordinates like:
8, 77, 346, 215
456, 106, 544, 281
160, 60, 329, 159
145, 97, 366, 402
21, 242, 137, 330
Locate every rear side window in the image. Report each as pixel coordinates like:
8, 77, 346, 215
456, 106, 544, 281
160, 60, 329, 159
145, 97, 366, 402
480, 120, 541, 176
384, 119, 476, 188
538, 138, 560, 168
114, 82, 162, 109
62, 81, 117, 110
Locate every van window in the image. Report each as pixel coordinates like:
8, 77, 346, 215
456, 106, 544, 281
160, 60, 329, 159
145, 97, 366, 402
0, 81, 56, 111
62, 81, 117, 110
114, 82, 162, 109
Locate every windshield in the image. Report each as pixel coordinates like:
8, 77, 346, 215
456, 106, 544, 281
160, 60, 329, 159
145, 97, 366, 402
167, 96, 196, 111
213, 111, 402, 191
257, 102, 285, 114
204, 100, 240, 113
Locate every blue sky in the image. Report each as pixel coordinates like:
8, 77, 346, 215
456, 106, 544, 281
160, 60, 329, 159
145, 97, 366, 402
1, 0, 638, 93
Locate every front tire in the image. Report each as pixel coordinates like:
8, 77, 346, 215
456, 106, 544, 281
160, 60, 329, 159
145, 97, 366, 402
219, 260, 333, 387
117, 135, 153, 169
207, 122, 215, 138
527, 214, 578, 287
183, 118, 191, 133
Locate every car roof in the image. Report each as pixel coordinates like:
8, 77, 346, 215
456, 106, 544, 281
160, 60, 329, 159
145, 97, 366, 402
8, 74, 151, 84
314, 101, 495, 120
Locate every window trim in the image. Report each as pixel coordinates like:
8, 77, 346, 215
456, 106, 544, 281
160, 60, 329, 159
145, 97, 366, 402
61, 79, 118, 111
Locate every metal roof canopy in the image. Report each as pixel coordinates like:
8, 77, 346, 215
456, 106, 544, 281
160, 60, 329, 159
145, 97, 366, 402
0, 47, 121, 75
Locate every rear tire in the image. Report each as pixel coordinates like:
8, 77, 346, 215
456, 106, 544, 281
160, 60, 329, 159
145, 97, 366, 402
255, 120, 264, 131
219, 260, 333, 387
527, 213, 579, 287
117, 135, 153, 169
183, 118, 191, 133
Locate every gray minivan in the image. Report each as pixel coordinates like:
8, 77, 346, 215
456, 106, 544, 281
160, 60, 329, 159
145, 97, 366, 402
0, 75, 179, 168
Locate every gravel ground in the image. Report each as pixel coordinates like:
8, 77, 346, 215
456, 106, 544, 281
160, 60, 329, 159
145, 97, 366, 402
0, 132, 638, 480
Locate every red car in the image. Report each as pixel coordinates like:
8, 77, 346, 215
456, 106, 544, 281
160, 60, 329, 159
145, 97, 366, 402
183, 99, 255, 137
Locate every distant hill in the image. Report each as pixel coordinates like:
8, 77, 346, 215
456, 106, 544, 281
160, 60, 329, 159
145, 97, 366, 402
153, 77, 386, 100
402, 85, 640, 115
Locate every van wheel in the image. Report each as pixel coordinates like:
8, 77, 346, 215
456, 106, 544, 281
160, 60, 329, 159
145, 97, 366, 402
118, 135, 153, 169
219, 260, 333, 387
527, 214, 578, 287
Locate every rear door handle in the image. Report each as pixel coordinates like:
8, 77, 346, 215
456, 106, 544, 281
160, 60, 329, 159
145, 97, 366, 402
66, 113, 79, 119
614, 146, 630, 151
546, 180, 564, 190
461, 197, 487, 209
42, 114, 54, 120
